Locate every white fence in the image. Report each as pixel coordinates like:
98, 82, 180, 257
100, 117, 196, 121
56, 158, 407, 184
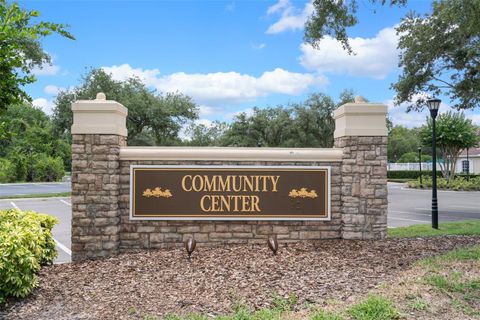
387, 162, 436, 171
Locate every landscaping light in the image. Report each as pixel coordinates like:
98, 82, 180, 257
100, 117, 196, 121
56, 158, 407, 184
267, 235, 278, 255
426, 98, 441, 229
184, 237, 196, 259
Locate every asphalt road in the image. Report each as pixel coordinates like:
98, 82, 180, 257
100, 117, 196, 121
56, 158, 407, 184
0, 182, 70, 197
0, 182, 478, 264
387, 182, 479, 227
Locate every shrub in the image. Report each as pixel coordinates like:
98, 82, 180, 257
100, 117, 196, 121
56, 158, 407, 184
31, 154, 65, 182
0, 209, 58, 304
0, 158, 16, 183
408, 176, 480, 191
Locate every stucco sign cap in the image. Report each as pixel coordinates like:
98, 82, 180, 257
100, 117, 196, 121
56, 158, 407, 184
333, 95, 388, 138
71, 93, 128, 136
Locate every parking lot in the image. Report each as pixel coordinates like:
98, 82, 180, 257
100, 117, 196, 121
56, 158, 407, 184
0, 182, 478, 264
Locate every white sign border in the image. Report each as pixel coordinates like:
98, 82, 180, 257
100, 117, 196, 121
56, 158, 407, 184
129, 165, 331, 221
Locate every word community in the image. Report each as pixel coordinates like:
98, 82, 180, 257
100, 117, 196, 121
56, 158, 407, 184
181, 174, 281, 212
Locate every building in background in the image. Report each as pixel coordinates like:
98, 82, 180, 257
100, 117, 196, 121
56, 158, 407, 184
456, 148, 480, 175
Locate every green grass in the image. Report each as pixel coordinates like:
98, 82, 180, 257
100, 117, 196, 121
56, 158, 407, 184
310, 310, 344, 320
417, 246, 480, 317
161, 294, 403, 320
406, 297, 429, 311
421, 246, 480, 266
163, 295, 298, 320
347, 295, 400, 320
388, 220, 480, 238
423, 273, 480, 316
0, 192, 71, 200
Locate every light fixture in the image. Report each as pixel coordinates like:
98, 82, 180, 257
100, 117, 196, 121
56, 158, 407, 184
267, 235, 278, 255
184, 237, 196, 259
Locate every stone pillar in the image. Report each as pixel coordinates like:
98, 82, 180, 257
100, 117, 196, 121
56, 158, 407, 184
71, 93, 128, 261
333, 96, 388, 239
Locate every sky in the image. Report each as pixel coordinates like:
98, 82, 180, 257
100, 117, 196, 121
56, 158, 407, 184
21, 0, 480, 129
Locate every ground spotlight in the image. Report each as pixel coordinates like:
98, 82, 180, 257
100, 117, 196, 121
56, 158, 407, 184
267, 235, 278, 255
184, 237, 196, 259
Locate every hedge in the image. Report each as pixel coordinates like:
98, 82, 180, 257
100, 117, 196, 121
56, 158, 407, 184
388, 170, 479, 180
387, 170, 442, 179
0, 209, 58, 303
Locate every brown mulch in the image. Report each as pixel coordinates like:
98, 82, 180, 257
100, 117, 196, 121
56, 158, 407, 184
2, 236, 480, 320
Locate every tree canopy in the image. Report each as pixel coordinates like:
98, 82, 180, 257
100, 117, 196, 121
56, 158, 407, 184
419, 111, 479, 180
304, 0, 406, 54
387, 125, 423, 162
0, 1, 74, 112
52, 69, 199, 146
397, 152, 432, 163
305, 0, 479, 111
185, 91, 354, 148
394, 0, 480, 110
0, 103, 68, 182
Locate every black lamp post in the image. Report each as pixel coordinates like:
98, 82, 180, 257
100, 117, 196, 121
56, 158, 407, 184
418, 147, 423, 188
427, 98, 441, 229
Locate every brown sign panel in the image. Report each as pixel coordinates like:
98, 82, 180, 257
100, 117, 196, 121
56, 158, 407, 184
130, 166, 330, 220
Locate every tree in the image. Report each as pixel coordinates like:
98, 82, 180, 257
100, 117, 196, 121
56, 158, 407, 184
393, 0, 480, 110
419, 111, 479, 181
396, 152, 431, 163
305, 1, 479, 111
387, 125, 422, 162
219, 107, 293, 147
184, 121, 228, 146
0, 1, 74, 111
52, 69, 198, 145
0, 103, 68, 182
217, 91, 353, 148
304, 0, 406, 54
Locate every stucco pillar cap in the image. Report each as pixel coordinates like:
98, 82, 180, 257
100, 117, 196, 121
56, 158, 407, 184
333, 97, 388, 138
71, 92, 128, 136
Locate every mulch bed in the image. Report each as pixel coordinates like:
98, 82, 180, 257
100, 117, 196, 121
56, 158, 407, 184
2, 235, 480, 319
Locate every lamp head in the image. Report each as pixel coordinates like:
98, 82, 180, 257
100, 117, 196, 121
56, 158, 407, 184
427, 98, 441, 118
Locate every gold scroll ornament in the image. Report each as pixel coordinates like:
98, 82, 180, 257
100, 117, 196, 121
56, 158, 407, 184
288, 188, 318, 199
143, 187, 173, 198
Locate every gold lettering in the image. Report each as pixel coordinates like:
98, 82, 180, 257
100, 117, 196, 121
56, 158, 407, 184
241, 196, 250, 211
218, 175, 230, 192
181, 175, 192, 192
231, 175, 242, 192
270, 175, 280, 192
260, 176, 268, 192
251, 195, 260, 212
203, 175, 216, 191
220, 196, 230, 212
254, 176, 260, 192
200, 195, 211, 211
243, 176, 254, 192
233, 195, 240, 211
192, 175, 204, 192
211, 195, 220, 211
